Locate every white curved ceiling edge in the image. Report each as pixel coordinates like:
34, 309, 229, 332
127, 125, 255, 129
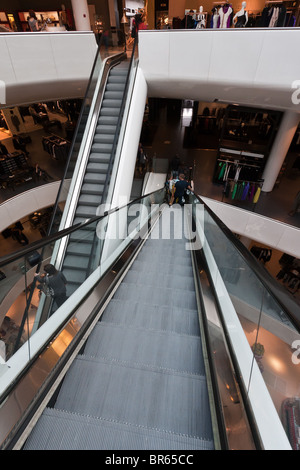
0, 180, 70, 233
138, 29, 300, 113
0, 31, 98, 107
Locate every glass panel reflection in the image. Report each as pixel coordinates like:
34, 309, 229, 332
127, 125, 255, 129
191, 194, 300, 450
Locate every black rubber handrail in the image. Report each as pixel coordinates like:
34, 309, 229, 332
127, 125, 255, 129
0, 187, 164, 268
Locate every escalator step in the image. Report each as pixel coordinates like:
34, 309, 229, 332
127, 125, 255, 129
114, 283, 198, 311
123, 270, 195, 292
90, 142, 113, 152
110, 67, 128, 75
101, 298, 200, 337
89, 152, 111, 163
93, 134, 114, 145
104, 91, 124, 100
106, 83, 125, 92
62, 268, 87, 285
66, 242, 93, 257
53, 355, 214, 441
86, 162, 109, 173
84, 322, 205, 376
107, 75, 127, 84
69, 230, 94, 243
83, 172, 106, 184
101, 107, 120, 117
81, 183, 104, 195
98, 115, 119, 125
95, 124, 117, 135
23, 407, 213, 450
102, 99, 122, 108
78, 193, 103, 206
129, 259, 194, 278
75, 205, 98, 218
64, 254, 90, 270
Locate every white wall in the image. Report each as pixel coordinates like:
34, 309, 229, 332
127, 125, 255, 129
138, 29, 300, 113
0, 31, 98, 107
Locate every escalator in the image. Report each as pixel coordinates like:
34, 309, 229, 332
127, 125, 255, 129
61, 61, 130, 296
23, 207, 215, 450
75, 62, 129, 223
0, 40, 299, 451
1, 190, 299, 450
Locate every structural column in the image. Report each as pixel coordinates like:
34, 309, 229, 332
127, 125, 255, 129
108, 0, 119, 46
262, 110, 300, 192
71, 0, 91, 31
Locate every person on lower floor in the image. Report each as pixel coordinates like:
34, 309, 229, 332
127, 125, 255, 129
12, 134, 29, 156
0, 142, 8, 155
288, 190, 300, 216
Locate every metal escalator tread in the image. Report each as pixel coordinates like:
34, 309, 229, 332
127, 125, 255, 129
83, 322, 206, 376
24, 209, 215, 450
100, 299, 201, 336
71, 62, 128, 222
23, 408, 214, 450
48, 354, 213, 441
57, 62, 130, 301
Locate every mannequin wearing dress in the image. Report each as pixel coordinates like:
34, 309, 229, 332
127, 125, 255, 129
196, 6, 206, 28
233, 2, 248, 27
219, 4, 233, 28
211, 7, 220, 28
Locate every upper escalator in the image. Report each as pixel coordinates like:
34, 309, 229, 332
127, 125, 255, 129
38, 40, 137, 298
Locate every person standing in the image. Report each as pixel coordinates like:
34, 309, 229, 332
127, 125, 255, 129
169, 173, 193, 206
27, 10, 40, 31
137, 142, 147, 175
10, 111, 20, 132
35, 264, 68, 308
12, 134, 29, 156
11, 227, 29, 245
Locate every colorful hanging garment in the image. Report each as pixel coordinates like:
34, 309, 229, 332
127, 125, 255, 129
253, 186, 261, 203
241, 182, 250, 201
248, 183, 256, 201
218, 162, 226, 180
231, 182, 238, 199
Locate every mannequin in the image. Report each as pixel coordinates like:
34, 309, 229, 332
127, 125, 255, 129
233, 2, 248, 27
196, 6, 206, 28
211, 7, 220, 28
219, 3, 233, 28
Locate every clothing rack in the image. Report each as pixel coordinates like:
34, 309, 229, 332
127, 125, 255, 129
225, 177, 264, 184
48, 132, 70, 144
222, 178, 263, 205
217, 158, 261, 169
251, 246, 272, 263
42, 134, 70, 161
